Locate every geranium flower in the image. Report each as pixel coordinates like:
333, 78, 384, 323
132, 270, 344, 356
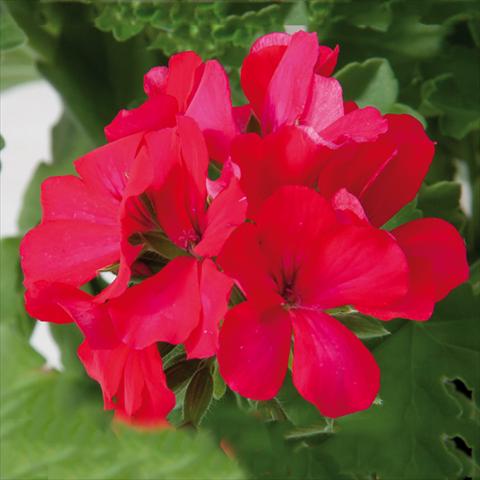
217, 186, 410, 417
236, 30, 436, 220
217, 184, 468, 417
21, 113, 245, 423
25, 281, 175, 425
241, 31, 385, 142
105, 51, 247, 162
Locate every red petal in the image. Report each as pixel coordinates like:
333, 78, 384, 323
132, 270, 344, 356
291, 309, 380, 418
109, 256, 201, 349
320, 106, 387, 145
315, 45, 339, 76
295, 224, 408, 310
194, 178, 247, 257
78, 341, 175, 425
218, 223, 282, 310
241, 37, 288, 120
206, 157, 241, 199
317, 135, 396, 201
141, 126, 206, 249
250, 32, 291, 52
177, 115, 209, 214
254, 186, 338, 289
184, 259, 232, 359
25, 282, 118, 349
262, 31, 319, 133
231, 133, 266, 216
104, 94, 177, 142
74, 133, 143, 202
185, 60, 238, 162
331, 188, 370, 226
365, 218, 469, 320
21, 220, 119, 287
300, 75, 344, 133
359, 114, 435, 226
123, 351, 145, 416
318, 115, 434, 227
218, 302, 291, 400
233, 105, 251, 132
78, 341, 129, 408
233, 127, 321, 216
144, 66, 168, 97
165, 51, 203, 111
134, 345, 176, 425
41, 176, 118, 225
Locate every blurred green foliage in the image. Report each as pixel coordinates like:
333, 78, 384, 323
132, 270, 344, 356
1, 1, 479, 479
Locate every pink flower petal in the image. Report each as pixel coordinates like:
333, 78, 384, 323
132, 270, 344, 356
262, 31, 319, 133
186, 60, 238, 162
300, 75, 344, 133
143, 66, 168, 97
320, 106, 387, 145
331, 188, 370, 226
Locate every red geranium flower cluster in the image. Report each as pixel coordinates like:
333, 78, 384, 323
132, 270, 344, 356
21, 31, 468, 425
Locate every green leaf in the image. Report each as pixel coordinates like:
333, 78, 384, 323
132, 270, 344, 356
335, 58, 398, 112
332, 312, 391, 340
205, 392, 345, 479
94, 3, 146, 42
420, 46, 480, 140
344, 1, 393, 33
471, 260, 480, 296
212, 361, 227, 401
49, 323, 84, 374
184, 366, 214, 427
382, 198, 423, 230
0, 237, 34, 338
417, 181, 467, 232
0, 2, 26, 51
315, 284, 480, 478
0, 45, 38, 91
165, 358, 201, 393
0, 324, 245, 479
